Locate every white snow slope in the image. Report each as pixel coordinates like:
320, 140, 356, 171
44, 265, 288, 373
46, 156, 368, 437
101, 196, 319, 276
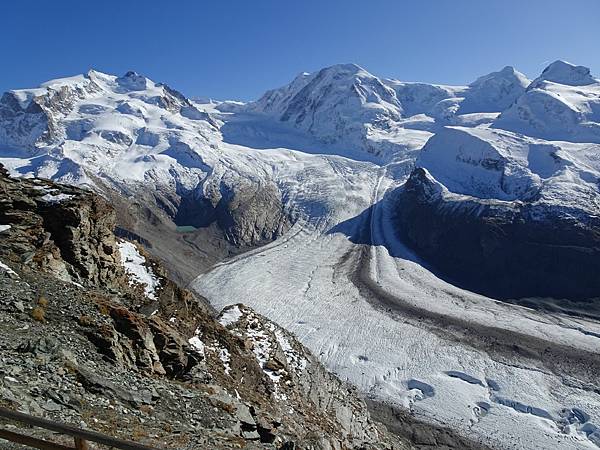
2, 61, 600, 449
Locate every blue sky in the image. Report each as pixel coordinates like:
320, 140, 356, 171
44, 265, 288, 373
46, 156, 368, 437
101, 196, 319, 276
1, 0, 599, 100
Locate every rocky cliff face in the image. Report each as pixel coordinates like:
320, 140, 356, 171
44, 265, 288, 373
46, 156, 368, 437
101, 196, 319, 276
0, 164, 125, 287
105, 173, 291, 285
393, 168, 600, 301
0, 165, 410, 449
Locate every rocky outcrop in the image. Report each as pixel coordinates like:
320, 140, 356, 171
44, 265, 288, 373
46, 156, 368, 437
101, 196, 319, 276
162, 178, 290, 249
210, 181, 290, 247
0, 164, 125, 287
394, 168, 600, 300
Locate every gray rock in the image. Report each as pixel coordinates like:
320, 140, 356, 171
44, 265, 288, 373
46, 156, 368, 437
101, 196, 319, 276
76, 366, 143, 407
235, 404, 256, 426
241, 429, 261, 440
1, 387, 18, 404
41, 399, 62, 412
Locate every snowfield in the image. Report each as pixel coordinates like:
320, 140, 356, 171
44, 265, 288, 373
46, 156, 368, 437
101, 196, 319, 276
2, 60, 600, 449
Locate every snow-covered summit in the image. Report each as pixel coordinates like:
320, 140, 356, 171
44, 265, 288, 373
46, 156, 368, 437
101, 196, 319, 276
471, 65, 529, 88
250, 63, 402, 146
458, 65, 530, 114
0, 68, 216, 156
416, 125, 600, 215
246, 63, 534, 156
531, 60, 596, 87
493, 61, 600, 142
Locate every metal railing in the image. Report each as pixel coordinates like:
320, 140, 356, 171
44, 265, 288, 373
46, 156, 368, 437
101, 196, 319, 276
0, 407, 160, 450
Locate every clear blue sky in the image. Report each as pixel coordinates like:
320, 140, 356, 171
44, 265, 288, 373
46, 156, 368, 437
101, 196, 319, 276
2, 0, 599, 101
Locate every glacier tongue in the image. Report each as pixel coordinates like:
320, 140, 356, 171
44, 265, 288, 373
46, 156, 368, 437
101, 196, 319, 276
192, 149, 600, 450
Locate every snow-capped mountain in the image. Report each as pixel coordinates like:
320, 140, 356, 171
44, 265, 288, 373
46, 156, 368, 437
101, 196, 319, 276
410, 60, 600, 217
402, 125, 600, 299
532, 59, 597, 87
0, 70, 290, 282
248, 63, 403, 156
494, 60, 600, 142
417, 125, 600, 211
247, 63, 531, 159
1, 60, 600, 450
458, 65, 530, 114
386, 65, 529, 118
1, 60, 598, 293
0, 70, 219, 183
0, 70, 219, 152
397, 61, 600, 300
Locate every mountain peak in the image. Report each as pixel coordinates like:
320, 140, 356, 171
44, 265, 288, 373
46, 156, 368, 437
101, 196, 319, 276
250, 62, 400, 146
86, 68, 104, 78
116, 70, 148, 91
534, 60, 596, 86
321, 63, 364, 74
287, 64, 373, 84
470, 65, 530, 88
457, 65, 530, 114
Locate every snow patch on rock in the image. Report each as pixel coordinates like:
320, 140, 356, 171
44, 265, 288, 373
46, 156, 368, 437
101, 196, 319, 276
187, 327, 206, 357
218, 305, 243, 327
219, 348, 232, 375
40, 193, 74, 204
0, 260, 18, 277
117, 240, 160, 300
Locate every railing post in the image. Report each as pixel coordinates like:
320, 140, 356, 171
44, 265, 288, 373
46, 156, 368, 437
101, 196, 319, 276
0, 407, 159, 449
74, 437, 90, 450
